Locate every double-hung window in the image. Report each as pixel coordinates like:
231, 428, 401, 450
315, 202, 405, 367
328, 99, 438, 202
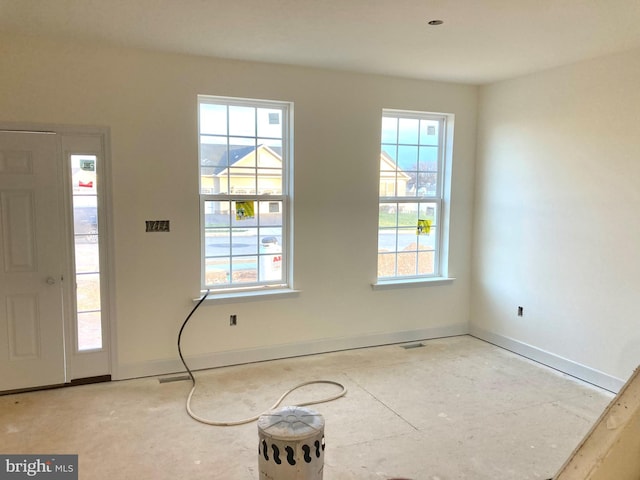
198, 95, 292, 291
377, 109, 451, 282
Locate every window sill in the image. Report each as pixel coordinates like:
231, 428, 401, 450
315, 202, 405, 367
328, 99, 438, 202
371, 277, 455, 290
193, 288, 301, 304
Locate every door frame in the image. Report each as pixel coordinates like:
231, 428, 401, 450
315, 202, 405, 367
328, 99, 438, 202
0, 122, 117, 383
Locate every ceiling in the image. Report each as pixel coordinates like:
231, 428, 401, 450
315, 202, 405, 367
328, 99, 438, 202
1, 0, 640, 84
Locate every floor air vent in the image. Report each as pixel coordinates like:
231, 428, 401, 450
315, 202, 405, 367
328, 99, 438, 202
158, 375, 190, 384
401, 342, 425, 350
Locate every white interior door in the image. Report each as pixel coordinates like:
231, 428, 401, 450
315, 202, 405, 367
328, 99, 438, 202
0, 131, 66, 391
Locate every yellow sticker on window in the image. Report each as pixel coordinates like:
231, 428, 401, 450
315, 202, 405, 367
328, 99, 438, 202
235, 201, 255, 221
417, 219, 432, 235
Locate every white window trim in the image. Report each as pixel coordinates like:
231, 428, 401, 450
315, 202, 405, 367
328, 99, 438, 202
198, 95, 294, 295
374, 110, 455, 288
193, 287, 301, 304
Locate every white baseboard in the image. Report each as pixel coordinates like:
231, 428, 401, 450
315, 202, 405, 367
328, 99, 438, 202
470, 326, 624, 393
114, 323, 468, 380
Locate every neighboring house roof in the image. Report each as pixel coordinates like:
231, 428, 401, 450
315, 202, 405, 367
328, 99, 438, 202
380, 151, 411, 180
201, 144, 283, 175
222, 145, 256, 165
201, 145, 411, 179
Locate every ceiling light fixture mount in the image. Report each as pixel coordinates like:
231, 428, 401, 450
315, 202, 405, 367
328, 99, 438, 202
428, 19, 444, 26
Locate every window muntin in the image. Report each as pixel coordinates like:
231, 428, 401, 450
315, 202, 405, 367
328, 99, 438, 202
378, 111, 447, 280
198, 96, 290, 290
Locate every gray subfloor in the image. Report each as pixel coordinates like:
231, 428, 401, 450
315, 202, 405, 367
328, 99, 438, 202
0, 336, 613, 479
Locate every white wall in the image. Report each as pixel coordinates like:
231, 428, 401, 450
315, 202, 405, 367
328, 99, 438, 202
0, 33, 477, 379
472, 48, 640, 389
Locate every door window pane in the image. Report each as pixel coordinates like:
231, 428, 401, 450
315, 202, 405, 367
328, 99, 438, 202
70, 155, 102, 351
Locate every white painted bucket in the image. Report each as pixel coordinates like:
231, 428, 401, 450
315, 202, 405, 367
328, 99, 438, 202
258, 406, 325, 480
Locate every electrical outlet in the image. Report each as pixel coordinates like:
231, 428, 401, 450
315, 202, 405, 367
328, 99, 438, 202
145, 220, 170, 232
230, 314, 237, 326
517, 306, 524, 317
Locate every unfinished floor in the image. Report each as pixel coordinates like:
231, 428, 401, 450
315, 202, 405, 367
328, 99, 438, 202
0, 336, 613, 479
